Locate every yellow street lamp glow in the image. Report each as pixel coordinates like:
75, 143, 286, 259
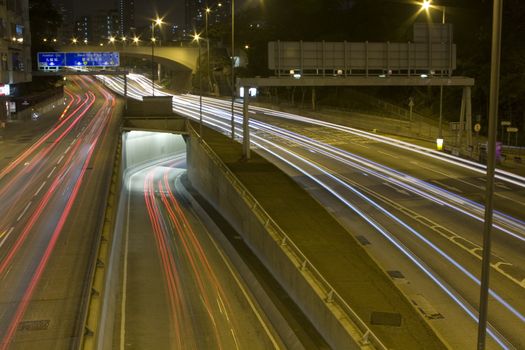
99, 43, 104, 46
84, 39, 88, 44
109, 36, 116, 43
151, 37, 156, 42
72, 38, 78, 44
122, 36, 126, 41
133, 36, 139, 43
206, 7, 211, 13
155, 17, 163, 26
53, 38, 57, 42
43, 38, 48, 42
193, 33, 201, 42
422, 0, 431, 10
244, 44, 250, 49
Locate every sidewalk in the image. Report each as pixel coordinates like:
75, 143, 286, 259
0, 105, 66, 170
199, 124, 447, 350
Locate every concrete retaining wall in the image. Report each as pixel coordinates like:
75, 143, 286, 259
15, 93, 66, 121
187, 132, 374, 350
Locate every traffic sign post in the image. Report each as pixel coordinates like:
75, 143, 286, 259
37, 52, 120, 70
507, 127, 519, 146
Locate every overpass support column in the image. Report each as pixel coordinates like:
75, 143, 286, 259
311, 87, 316, 111
243, 87, 251, 160
465, 86, 473, 149
458, 88, 465, 147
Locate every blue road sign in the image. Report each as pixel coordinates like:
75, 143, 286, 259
65, 52, 120, 67
37, 52, 66, 67
37, 52, 120, 69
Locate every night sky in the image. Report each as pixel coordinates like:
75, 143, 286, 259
53, 0, 187, 27
53, 0, 249, 28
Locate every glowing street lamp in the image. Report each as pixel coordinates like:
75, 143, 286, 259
420, 0, 447, 148
193, 33, 209, 136
133, 36, 139, 44
109, 36, 116, 44
72, 38, 78, 44
151, 17, 164, 96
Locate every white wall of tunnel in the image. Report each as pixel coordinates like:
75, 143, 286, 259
122, 131, 186, 170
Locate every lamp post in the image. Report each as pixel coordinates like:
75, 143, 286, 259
478, 1, 503, 348
205, 8, 212, 92
151, 17, 163, 97
421, 0, 446, 149
231, 0, 235, 139
193, 34, 208, 138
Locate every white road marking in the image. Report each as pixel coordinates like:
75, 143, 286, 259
353, 142, 369, 149
0, 227, 14, 248
17, 201, 32, 222
431, 180, 463, 193
120, 171, 136, 350
216, 298, 224, 314
64, 145, 71, 154
47, 166, 57, 179
383, 182, 410, 196
230, 328, 240, 350
411, 161, 455, 178
34, 181, 47, 197
378, 150, 399, 159
57, 155, 64, 165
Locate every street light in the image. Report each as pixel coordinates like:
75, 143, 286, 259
194, 33, 209, 138
231, 0, 236, 139
72, 38, 78, 44
205, 7, 212, 93
109, 36, 116, 44
151, 17, 163, 96
478, 2, 503, 349
420, 0, 446, 149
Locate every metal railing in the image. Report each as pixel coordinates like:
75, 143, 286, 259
188, 122, 388, 350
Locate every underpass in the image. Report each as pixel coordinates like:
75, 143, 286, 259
97, 129, 292, 349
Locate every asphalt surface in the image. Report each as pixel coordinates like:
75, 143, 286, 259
100, 74, 524, 349
0, 76, 121, 349
115, 135, 283, 349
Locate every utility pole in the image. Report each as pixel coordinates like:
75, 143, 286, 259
477, 0, 503, 348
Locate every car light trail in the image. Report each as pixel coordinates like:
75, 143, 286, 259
101, 74, 523, 348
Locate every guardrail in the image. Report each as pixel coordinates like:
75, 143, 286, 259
78, 135, 122, 350
187, 122, 388, 350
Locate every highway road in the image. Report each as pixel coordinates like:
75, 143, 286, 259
116, 132, 283, 349
101, 74, 525, 349
0, 76, 121, 349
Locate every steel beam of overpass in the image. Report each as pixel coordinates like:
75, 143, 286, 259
238, 76, 475, 87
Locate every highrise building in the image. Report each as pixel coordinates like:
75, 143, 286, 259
74, 10, 120, 45
207, 0, 230, 26
184, 0, 204, 31
0, 0, 31, 122
74, 16, 90, 44
185, 0, 231, 32
119, 0, 135, 37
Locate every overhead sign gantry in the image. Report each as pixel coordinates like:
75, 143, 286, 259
37, 52, 120, 71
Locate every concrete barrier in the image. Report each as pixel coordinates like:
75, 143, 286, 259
186, 124, 385, 350
13, 93, 66, 121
